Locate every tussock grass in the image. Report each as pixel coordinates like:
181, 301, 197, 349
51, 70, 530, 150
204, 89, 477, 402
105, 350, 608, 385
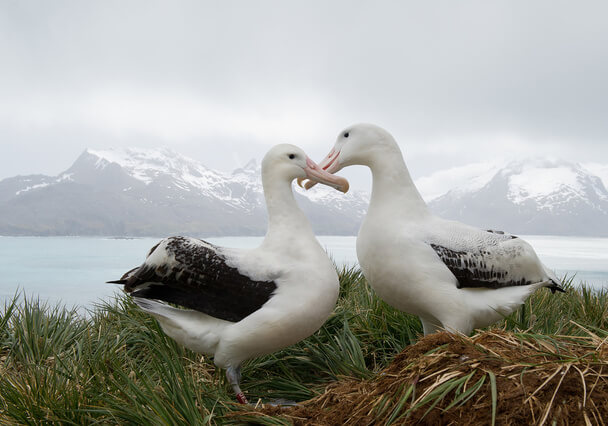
0, 269, 606, 424
246, 329, 608, 425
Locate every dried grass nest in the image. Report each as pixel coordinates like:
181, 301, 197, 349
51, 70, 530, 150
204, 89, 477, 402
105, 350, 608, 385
236, 326, 608, 425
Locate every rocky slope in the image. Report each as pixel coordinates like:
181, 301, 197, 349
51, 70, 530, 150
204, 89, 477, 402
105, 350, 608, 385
0, 148, 368, 236
427, 158, 608, 236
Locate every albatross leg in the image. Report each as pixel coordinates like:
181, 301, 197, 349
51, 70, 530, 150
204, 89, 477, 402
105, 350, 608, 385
226, 366, 248, 404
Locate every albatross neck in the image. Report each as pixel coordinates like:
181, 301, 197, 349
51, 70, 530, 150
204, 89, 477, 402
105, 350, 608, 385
261, 176, 314, 247
366, 149, 429, 219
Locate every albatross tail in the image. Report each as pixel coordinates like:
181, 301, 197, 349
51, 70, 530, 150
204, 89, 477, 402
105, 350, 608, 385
542, 266, 566, 294
132, 297, 231, 355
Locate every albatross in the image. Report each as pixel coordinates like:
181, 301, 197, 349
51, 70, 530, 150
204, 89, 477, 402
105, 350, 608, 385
302, 123, 563, 336
109, 144, 349, 404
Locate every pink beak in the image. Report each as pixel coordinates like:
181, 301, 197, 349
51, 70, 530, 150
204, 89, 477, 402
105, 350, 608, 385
300, 148, 342, 190
297, 156, 349, 193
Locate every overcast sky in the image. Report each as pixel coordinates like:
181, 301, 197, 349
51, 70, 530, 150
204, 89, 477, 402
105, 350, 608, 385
1, 0, 607, 191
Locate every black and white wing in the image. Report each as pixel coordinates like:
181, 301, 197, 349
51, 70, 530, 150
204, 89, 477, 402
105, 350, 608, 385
108, 236, 278, 322
426, 228, 563, 292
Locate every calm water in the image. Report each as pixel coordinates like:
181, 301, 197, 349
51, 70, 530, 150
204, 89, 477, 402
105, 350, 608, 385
0, 235, 607, 311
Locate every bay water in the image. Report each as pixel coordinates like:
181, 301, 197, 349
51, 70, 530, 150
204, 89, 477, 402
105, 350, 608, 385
0, 235, 606, 311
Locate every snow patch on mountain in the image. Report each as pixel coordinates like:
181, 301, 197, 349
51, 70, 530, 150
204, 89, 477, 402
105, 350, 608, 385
427, 157, 608, 236
296, 184, 369, 215
504, 161, 584, 209
508, 167, 581, 201
87, 147, 223, 191
583, 163, 608, 189
83, 146, 370, 216
1, 146, 369, 236
414, 162, 498, 202
14, 173, 74, 196
225, 155, 368, 213
500, 159, 608, 211
4, 147, 606, 237
16, 182, 50, 195
85, 147, 267, 208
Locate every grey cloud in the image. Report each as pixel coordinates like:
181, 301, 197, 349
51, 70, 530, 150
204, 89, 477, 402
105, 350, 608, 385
1, 0, 607, 183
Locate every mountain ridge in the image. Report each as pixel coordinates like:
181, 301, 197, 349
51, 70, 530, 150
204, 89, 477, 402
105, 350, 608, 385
427, 158, 608, 236
0, 147, 368, 236
1, 149, 606, 237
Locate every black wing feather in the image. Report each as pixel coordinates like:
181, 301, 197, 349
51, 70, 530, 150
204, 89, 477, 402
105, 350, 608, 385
429, 241, 532, 290
113, 236, 277, 322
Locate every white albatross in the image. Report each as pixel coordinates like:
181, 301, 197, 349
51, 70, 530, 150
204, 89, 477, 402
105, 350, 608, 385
109, 144, 349, 404
303, 123, 564, 336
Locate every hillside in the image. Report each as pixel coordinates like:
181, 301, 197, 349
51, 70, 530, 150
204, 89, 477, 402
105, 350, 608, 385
427, 158, 608, 236
0, 148, 368, 236
1, 150, 607, 236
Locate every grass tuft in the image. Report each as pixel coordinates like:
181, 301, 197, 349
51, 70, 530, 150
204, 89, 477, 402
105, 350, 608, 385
0, 271, 607, 423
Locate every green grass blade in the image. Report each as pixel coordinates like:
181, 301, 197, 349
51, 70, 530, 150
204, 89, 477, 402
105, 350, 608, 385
385, 384, 415, 425
489, 371, 497, 426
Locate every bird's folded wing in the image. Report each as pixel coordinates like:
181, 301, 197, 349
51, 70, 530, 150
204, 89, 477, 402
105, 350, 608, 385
119, 237, 277, 322
426, 230, 537, 290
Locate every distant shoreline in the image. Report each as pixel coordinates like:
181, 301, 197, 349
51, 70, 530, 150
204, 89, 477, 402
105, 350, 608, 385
2, 233, 608, 239
1, 235, 607, 310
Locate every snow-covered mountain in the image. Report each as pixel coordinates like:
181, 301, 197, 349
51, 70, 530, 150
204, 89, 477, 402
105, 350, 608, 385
427, 158, 608, 236
2, 150, 605, 237
0, 148, 368, 236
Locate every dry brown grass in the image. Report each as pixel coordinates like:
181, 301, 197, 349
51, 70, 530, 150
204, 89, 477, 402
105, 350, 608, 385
235, 326, 608, 425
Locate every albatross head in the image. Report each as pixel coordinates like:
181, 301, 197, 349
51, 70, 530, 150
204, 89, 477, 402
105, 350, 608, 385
302, 124, 398, 189
262, 144, 349, 193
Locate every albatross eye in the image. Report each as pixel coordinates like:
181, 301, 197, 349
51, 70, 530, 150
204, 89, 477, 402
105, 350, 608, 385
344, 132, 349, 138
288, 154, 295, 159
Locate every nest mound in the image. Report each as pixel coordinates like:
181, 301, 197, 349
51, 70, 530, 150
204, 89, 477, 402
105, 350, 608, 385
238, 329, 608, 425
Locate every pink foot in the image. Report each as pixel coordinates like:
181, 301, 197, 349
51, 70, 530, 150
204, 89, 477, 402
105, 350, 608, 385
236, 392, 248, 404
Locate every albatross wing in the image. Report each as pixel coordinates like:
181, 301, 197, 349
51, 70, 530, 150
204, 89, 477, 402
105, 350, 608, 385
109, 236, 278, 322
426, 227, 563, 292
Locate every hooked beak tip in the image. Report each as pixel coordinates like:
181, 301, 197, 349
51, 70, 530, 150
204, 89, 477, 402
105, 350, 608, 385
340, 181, 350, 193
301, 148, 347, 192
304, 180, 316, 190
